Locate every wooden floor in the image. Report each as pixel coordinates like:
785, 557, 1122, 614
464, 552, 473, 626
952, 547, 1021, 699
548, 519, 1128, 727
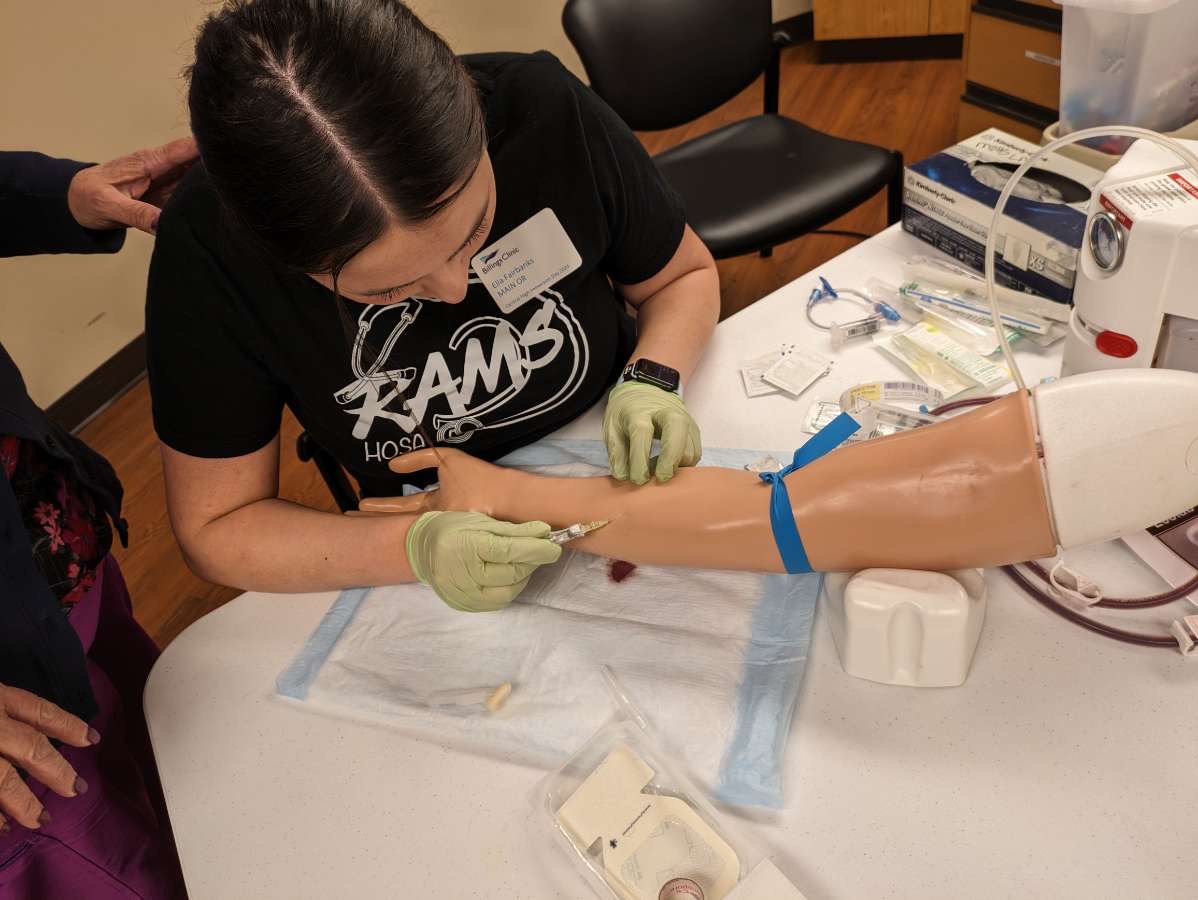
80, 42, 963, 648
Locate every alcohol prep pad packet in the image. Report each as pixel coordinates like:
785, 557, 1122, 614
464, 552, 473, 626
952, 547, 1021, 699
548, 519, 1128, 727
739, 345, 794, 398
762, 347, 833, 397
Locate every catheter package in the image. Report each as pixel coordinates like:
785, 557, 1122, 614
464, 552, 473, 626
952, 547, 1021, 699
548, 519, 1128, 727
534, 692, 808, 900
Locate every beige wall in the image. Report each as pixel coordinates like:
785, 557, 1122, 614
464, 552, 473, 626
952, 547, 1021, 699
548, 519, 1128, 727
413, 0, 585, 78
0, 1, 208, 408
774, 0, 815, 20
1, 0, 808, 409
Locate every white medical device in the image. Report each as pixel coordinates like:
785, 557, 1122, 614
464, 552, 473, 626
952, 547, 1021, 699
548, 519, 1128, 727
822, 128, 1198, 683
1062, 137, 1198, 375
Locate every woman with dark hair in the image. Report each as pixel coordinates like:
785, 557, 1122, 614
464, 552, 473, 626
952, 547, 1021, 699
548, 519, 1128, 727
148, 0, 720, 611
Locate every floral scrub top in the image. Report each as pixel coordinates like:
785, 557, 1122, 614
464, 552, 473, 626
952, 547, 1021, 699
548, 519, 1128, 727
1, 435, 111, 613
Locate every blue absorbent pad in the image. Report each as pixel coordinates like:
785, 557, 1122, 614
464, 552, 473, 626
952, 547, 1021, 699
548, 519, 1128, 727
277, 439, 820, 808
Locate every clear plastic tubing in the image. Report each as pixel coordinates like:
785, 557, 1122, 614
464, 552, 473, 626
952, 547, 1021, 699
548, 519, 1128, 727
983, 125, 1198, 391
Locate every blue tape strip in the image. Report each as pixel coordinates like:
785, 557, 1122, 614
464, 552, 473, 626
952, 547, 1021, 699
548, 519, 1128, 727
275, 587, 372, 700
758, 413, 860, 574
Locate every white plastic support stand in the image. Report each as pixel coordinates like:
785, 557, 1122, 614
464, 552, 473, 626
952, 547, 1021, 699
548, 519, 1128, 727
822, 568, 987, 687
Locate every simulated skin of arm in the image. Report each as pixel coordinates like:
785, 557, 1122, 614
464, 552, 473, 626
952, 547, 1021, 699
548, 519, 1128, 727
367, 392, 1057, 573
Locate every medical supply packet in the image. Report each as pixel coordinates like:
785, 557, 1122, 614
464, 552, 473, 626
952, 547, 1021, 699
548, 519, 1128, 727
805, 400, 886, 441
761, 347, 832, 397
276, 440, 822, 809
896, 279, 1051, 338
899, 322, 1009, 390
901, 255, 1068, 324
876, 322, 1009, 397
838, 380, 942, 431
739, 345, 794, 398
534, 679, 809, 900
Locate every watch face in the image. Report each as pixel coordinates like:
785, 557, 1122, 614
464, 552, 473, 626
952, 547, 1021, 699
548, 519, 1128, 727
633, 359, 680, 390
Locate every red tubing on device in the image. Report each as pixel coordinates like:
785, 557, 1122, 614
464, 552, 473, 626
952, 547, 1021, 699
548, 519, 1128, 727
1020, 559, 1198, 609
1002, 565, 1179, 650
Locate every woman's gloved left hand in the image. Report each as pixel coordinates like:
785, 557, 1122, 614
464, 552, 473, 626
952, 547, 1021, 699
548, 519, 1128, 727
603, 381, 702, 485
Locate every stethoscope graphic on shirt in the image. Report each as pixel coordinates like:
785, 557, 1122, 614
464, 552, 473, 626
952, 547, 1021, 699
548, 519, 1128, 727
333, 276, 591, 444
334, 299, 422, 404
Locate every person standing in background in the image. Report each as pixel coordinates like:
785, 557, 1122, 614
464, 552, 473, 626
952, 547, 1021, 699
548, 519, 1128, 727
1, 138, 194, 897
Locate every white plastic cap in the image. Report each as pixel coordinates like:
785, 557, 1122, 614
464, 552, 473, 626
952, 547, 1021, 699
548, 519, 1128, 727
1171, 615, 1198, 657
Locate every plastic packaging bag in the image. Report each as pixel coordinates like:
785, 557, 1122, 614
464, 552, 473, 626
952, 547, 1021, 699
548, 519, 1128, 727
534, 671, 809, 900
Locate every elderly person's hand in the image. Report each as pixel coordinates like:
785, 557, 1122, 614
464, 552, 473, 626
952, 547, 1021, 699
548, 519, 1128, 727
0, 683, 98, 833
67, 136, 197, 236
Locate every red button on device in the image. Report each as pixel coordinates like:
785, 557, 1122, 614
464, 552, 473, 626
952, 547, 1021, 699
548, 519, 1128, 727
1095, 330, 1138, 358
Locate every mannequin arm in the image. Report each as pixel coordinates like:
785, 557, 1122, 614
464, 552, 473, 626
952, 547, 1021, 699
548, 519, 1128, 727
362, 392, 1058, 573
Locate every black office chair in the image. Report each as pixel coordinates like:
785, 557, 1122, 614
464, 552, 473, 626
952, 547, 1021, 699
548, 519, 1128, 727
562, 0, 903, 259
296, 431, 359, 513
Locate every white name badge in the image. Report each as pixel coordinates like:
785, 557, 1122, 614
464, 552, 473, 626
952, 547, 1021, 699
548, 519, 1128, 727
471, 207, 582, 313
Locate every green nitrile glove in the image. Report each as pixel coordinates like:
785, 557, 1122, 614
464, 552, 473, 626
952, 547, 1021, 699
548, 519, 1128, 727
406, 511, 562, 612
603, 381, 702, 485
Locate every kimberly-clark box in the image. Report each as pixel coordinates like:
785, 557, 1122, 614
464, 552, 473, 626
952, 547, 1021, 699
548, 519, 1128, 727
902, 129, 1103, 311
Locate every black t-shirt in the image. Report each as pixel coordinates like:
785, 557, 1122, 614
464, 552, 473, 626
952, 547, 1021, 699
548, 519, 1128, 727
147, 51, 685, 497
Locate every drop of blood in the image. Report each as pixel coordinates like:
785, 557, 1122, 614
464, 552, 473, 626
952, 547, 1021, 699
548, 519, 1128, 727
609, 560, 637, 583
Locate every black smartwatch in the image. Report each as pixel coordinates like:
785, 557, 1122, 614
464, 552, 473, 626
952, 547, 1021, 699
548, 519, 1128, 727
621, 358, 681, 393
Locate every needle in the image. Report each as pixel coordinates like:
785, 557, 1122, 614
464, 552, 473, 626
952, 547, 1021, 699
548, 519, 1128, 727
548, 520, 610, 545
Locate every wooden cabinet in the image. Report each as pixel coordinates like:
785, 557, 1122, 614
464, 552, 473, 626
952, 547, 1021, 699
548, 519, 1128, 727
814, 0, 968, 39
929, 0, 969, 35
966, 11, 1061, 110
957, 96, 1047, 143
957, 2, 1063, 142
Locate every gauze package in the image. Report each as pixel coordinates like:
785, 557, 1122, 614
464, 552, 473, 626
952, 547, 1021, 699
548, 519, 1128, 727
276, 440, 821, 808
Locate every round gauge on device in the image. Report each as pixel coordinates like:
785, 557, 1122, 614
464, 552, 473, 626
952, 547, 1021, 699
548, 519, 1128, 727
1089, 211, 1126, 272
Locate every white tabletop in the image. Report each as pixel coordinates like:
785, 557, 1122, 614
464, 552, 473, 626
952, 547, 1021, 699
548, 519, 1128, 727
145, 225, 1197, 900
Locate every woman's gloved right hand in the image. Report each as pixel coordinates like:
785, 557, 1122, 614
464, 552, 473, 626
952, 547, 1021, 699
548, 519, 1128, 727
406, 510, 561, 612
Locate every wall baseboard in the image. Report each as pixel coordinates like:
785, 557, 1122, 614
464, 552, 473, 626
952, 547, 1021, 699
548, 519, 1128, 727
47, 333, 146, 434
818, 33, 963, 63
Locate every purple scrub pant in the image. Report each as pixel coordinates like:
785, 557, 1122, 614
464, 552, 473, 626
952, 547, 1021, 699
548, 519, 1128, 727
0, 557, 186, 898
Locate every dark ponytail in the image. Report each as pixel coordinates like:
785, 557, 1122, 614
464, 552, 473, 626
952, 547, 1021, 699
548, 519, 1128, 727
188, 0, 486, 274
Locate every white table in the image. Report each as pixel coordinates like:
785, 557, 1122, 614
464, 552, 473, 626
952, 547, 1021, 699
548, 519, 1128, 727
145, 225, 1197, 900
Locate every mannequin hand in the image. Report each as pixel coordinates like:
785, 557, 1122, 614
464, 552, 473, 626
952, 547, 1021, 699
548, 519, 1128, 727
67, 136, 197, 235
0, 684, 98, 832
406, 511, 561, 612
603, 381, 701, 484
